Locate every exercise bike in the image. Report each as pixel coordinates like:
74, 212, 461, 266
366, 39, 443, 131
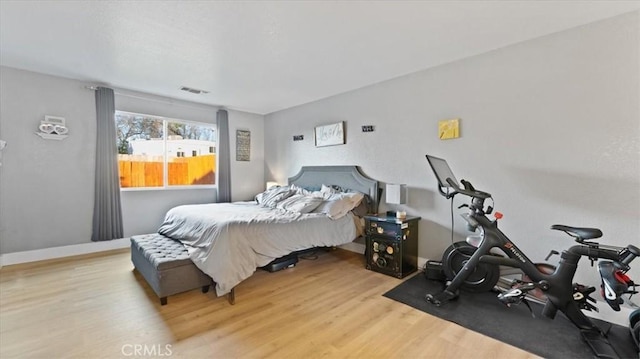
424, 155, 639, 358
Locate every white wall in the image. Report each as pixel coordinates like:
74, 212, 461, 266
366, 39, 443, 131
0, 67, 265, 254
265, 12, 640, 287
228, 109, 266, 201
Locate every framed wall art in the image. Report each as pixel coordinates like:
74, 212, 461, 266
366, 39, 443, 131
236, 129, 251, 161
438, 118, 460, 140
314, 121, 345, 147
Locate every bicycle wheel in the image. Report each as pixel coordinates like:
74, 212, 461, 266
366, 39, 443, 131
442, 241, 500, 292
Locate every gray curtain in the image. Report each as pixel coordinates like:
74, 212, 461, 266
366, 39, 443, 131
92, 87, 123, 241
217, 109, 231, 202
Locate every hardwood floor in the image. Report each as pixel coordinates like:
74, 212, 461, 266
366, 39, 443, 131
0, 248, 538, 358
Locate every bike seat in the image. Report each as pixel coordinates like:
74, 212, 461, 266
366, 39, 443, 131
551, 225, 602, 240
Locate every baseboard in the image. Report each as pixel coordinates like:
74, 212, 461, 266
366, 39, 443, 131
340, 243, 431, 270
0, 238, 131, 267
339, 241, 365, 254
417, 257, 429, 271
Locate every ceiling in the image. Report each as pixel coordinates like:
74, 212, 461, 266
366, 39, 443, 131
1, 1, 639, 115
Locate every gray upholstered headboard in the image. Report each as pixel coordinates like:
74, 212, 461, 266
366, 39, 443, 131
288, 166, 379, 214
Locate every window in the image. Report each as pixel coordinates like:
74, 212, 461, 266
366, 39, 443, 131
115, 111, 217, 189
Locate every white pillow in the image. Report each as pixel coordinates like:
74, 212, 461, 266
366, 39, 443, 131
312, 192, 365, 219
309, 190, 332, 200
319, 199, 351, 219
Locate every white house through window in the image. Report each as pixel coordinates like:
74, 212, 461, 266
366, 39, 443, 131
115, 111, 217, 189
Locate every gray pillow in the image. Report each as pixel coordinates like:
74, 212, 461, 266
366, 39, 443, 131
351, 195, 369, 217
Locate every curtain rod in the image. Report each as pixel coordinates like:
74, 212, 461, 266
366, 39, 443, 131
84, 85, 223, 111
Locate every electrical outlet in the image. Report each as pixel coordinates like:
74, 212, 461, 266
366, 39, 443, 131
362, 125, 375, 132
293, 135, 304, 141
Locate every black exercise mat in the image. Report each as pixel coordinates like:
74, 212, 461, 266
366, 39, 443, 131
384, 274, 637, 359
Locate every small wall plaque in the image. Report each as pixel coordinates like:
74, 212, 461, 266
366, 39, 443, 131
293, 135, 304, 141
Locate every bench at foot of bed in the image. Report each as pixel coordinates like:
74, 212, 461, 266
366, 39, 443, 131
130, 233, 220, 305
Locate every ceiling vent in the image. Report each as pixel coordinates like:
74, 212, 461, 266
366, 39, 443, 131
180, 86, 209, 95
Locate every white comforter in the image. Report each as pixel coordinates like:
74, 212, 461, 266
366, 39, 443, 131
158, 201, 357, 296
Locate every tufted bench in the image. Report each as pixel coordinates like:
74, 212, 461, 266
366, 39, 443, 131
130, 233, 213, 305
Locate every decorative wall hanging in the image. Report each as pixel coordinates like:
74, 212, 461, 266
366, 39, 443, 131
438, 118, 460, 140
315, 121, 345, 147
36, 115, 69, 140
236, 129, 251, 161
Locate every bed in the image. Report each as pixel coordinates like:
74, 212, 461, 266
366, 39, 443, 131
157, 165, 379, 297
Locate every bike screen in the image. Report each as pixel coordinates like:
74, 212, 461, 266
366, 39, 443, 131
426, 155, 460, 189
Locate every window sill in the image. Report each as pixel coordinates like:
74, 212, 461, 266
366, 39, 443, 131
120, 185, 217, 192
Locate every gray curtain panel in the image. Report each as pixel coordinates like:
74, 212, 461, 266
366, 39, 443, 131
92, 87, 123, 241
217, 109, 231, 202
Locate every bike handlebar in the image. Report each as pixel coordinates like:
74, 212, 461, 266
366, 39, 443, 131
445, 178, 492, 200
620, 245, 640, 265
568, 243, 640, 272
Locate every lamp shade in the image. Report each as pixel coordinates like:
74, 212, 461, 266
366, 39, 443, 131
386, 184, 406, 204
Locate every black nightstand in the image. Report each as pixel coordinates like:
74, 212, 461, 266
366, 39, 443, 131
364, 215, 420, 278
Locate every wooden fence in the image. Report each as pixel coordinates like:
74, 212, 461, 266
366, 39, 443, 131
118, 154, 216, 187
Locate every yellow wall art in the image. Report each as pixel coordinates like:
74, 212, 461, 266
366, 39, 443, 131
438, 118, 460, 140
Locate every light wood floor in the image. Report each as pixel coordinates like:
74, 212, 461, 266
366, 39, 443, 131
0, 248, 538, 358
